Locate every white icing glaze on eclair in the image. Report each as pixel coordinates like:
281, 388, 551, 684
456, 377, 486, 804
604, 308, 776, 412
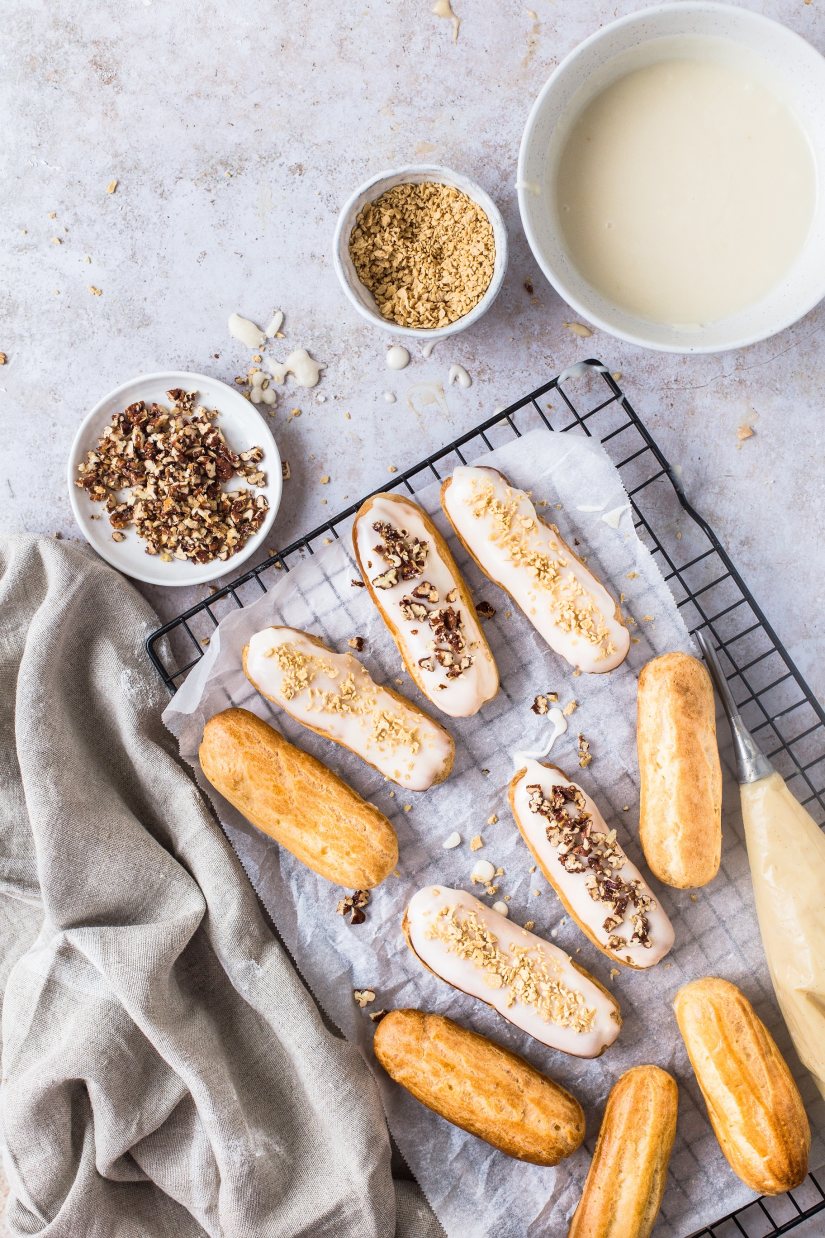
442, 466, 629, 673
354, 495, 498, 717
244, 627, 453, 791
406, 886, 621, 1057
510, 760, 674, 968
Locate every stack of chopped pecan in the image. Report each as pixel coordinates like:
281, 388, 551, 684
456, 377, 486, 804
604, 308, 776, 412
75, 389, 268, 564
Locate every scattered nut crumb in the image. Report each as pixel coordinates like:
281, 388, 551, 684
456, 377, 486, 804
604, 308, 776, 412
531, 692, 558, 715
319, 474, 330, 484
353, 989, 375, 1007
388, 465, 398, 474
106, 179, 118, 194
737, 423, 755, 442
476, 600, 496, 620
562, 699, 578, 716
577, 734, 592, 769
563, 321, 593, 338
523, 279, 534, 295
487, 813, 498, 826
201, 637, 210, 647
626, 570, 638, 580
50, 236, 61, 245
0, 353, 6, 365
469, 834, 484, 851
88, 285, 102, 296
281, 461, 291, 480
336, 889, 370, 925
368, 1009, 387, 1022
351, 578, 365, 588
348, 636, 365, 652
290, 407, 302, 418
609, 968, 620, 983
690, 893, 699, 903
403, 804, 412, 813
523, 920, 535, 931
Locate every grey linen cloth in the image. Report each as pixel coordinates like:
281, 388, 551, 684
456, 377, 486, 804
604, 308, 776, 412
0, 535, 442, 1238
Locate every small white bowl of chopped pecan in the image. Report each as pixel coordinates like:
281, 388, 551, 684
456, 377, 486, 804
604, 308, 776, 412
333, 165, 508, 339
68, 371, 282, 587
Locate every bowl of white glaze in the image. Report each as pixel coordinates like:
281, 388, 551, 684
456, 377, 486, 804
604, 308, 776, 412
333, 164, 508, 340
518, 3, 825, 353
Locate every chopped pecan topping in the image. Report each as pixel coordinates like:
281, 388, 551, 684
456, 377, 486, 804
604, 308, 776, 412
476, 600, 496, 619
372, 566, 399, 590
525, 782, 653, 950
74, 390, 268, 564
371, 520, 428, 582
348, 636, 365, 652
411, 580, 439, 603
418, 656, 436, 672
400, 596, 429, 622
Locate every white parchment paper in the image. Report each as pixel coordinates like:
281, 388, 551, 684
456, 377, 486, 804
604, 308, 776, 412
163, 428, 824, 1238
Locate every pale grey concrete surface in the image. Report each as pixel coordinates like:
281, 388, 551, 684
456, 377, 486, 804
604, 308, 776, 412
1, 1, 824, 1234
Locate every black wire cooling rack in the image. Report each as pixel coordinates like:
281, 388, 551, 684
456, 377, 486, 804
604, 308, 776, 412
146, 360, 825, 1237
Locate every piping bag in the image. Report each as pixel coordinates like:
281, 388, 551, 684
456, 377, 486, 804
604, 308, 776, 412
697, 630, 825, 1101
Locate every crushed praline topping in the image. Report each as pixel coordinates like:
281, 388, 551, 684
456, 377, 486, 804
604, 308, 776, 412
525, 781, 654, 950
426, 905, 596, 1032
371, 518, 474, 681
264, 642, 420, 750
468, 479, 614, 656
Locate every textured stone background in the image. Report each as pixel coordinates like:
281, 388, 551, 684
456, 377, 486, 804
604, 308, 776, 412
1, 0, 823, 1233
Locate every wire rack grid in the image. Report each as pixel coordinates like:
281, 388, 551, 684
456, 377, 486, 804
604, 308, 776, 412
146, 360, 825, 1238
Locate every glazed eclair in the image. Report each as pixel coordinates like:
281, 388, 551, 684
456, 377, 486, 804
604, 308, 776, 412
509, 759, 674, 969
404, 886, 621, 1057
441, 465, 629, 673
244, 626, 454, 792
352, 493, 499, 717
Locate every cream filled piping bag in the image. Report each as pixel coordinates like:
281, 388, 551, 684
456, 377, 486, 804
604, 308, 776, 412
697, 630, 825, 1100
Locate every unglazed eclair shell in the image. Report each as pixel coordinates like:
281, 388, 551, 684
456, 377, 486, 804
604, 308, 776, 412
440, 465, 629, 673
674, 977, 810, 1195
199, 708, 398, 889
373, 1008, 585, 1164
352, 493, 499, 718
403, 886, 621, 1057
568, 1065, 678, 1238
509, 758, 674, 969
637, 651, 723, 888
243, 626, 454, 792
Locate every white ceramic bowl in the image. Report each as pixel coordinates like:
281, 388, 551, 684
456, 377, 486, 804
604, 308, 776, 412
333, 164, 508, 340
518, 2, 825, 354
67, 370, 282, 587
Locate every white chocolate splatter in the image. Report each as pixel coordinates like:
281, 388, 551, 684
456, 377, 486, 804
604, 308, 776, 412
421, 339, 438, 359
448, 363, 472, 389
601, 504, 629, 529
383, 391, 397, 404
442, 831, 462, 849
432, 0, 460, 43
266, 348, 325, 388
265, 310, 284, 338
513, 707, 568, 770
228, 313, 266, 349
470, 859, 495, 884
386, 344, 411, 371
492, 900, 509, 917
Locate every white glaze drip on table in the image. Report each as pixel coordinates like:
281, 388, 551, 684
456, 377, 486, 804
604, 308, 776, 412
386, 345, 411, 370
355, 494, 498, 717
266, 348, 325, 387
448, 363, 471, 388
510, 760, 674, 967
442, 465, 629, 672
244, 626, 452, 790
406, 885, 621, 1056
513, 707, 567, 769
228, 312, 266, 349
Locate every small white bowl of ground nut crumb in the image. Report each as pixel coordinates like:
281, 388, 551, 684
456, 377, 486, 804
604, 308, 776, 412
333, 165, 507, 339
68, 371, 281, 587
